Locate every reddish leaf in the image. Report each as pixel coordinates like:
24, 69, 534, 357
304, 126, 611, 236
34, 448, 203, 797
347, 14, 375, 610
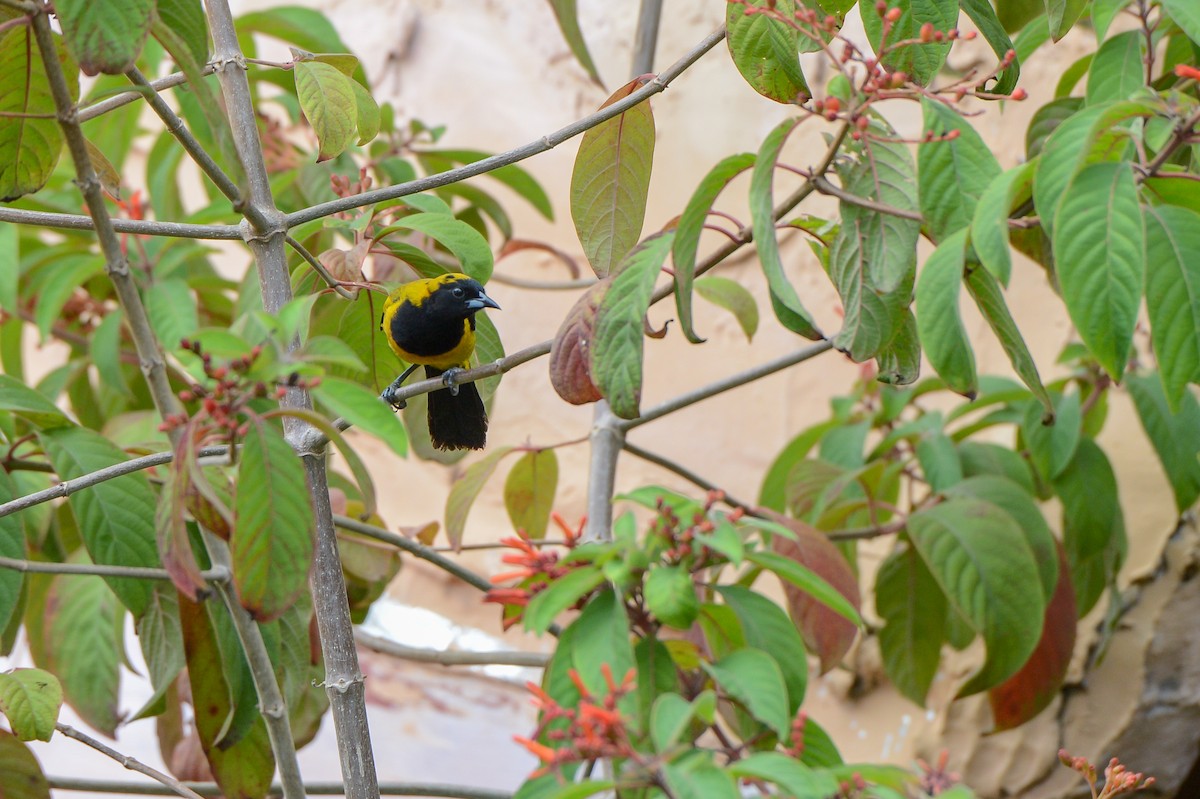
988, 543, 1076, 731
498, 238, 581, 278
764, 512, 861, 673
178, 595, 274, 799
157, 437, 207, 601
549, 280, 608, 405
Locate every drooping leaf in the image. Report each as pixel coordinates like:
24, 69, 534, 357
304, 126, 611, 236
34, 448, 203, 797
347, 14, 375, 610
915, 230, 977, 398
44, 574, 121, 736
444, 446, 514, 550
717, 585, 809, 712
294, 60, 358, 162
959, 0, 1021, 94
0, 669, 61, 742
231, 418, 315, 621
988, 542, 1076, 730
591, 232, 675, 419
695, 276, 759, 342
969, 161, 1035, 287
1046, 0, 1090, 40
874, 309, 921, 386
1053, 161, 1143, 380
908, 498, 1045, 696
1085, 31, 1144, 105
155, 0, 210, 67
56, 0, 154, 75
1126, 373, 1200, 513
133, 583, 185, 720
40, 426, 158, 616
1021, 392, 1081, 481
728, 752, 840, 799
570, 77, 655, 278
1141, 204, 1200, 410
504, 449, 558, 538
0, 731, 50, 799
0, 27, 78, 200
0, 470, 20, 637
156, 441, 207, 600
726, 0, 811, 103
751, 119, 820, 338
377, 212, 494, 284
964, 264, 1052, 413
876, 547, 947, 705
918, 98, 1003, 242
1052, 438, 1126, 616
546, 0, 602, 85
1162, 0, 1200, 44
549, 281, 607, 405
672, 153, 756, 342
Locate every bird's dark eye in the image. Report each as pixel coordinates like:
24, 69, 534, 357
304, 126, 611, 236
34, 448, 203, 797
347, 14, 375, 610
451, 287, 465, 298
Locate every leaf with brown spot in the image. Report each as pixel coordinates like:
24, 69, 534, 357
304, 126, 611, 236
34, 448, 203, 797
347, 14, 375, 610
764, 512, 861, 674
988, 543, 1076, 731
549, 280, 608, 405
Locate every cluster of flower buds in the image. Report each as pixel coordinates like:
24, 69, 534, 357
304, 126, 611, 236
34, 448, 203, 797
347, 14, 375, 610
330, 167, 374, 199
652, 490, 743, 569
514, 664, 638, 778
1058, 750, 1155, 797
917, 749, 960, 795
160, 339, 319, 433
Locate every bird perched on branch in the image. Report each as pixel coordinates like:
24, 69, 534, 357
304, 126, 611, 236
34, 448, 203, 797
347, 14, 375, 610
379, 273, 501, 450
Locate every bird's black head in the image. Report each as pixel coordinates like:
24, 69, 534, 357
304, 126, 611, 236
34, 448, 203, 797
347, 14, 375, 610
427, 274, 501, 319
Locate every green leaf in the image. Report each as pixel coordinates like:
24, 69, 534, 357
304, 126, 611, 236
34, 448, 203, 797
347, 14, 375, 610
34, 255, 105, 345
570, 77, 655, 278
133, 583, 185, 719
521, 565, 605, 635
0, 376, 70, 429
44, 574, 121, 735
746, 549, 862, 627
1162, 0, 1200, 44
0, 669, 61, 742
875, 309, 921, 386
0, 471, 20, 637
695, 276, 759, 342
702, 648, 791, 737
918, 98, 1003, 242
1053, 161, 1144, 380
726, 0, 811, 103
547, 0, 602, 85
155, 0, 210, 67
1085, 31, 1144, 105
964, 264, 1052, 413
662, 754, 741, 799
959, 0, 1021, 94
908, 498, 1045, 696
379, 212, 495, 284
916, 230, 977, 398
0, 224, 16, 317
40, 427, 158, 616
0, 731, 50, 799
916, 430, 962, 492
57, 0, 154, 75
717, 585, 808, 712
650, 692, 698, 752
752, 119, 820, 338
644, 565, 699, 629
312, 376, 407, 457
958, 440, 1036, 494
504, 449, 558, 538
728, 752, 840, 799
444, 446, 514, 549
1025, 97, 1083, 159
1141, 204, 1200, 410
861, 0, 957, 85
672, 153, 756, 342
1126, 373, 1200, 513
568, 588, 636, 701
1056, 53, 1094, 98
231, 418, 316, 621
1046, 0, 1089, 40
944, 475, 1059, 602
145, 279, 200, 352
1053, 438, 1126, 616
1021, 392, 1081, 481
0, 27, 77, 200
970, 161, 1035, 287
829, 117, 919, 359
1032, 100, 1152, 234
591, 232, 675, 419
350, 78, 380, 146
294, 60, 358, 162
876, 547, 946, 705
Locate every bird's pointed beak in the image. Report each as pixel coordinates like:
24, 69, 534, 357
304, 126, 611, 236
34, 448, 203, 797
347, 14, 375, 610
466, 292, 501, 312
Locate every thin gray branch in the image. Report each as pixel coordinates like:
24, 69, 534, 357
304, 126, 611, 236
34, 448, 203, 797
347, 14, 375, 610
0, 206, 241, 239
55, 724, 207, 799
285, 234, 358, 298
46, 777, 512, 799
583, 401, 624, 543
331, 514, 494, 593
285, 25, 727, 228
620, 442, 752, 511
620, 341, 835, 431
355, 629, 549, 668
0, 556, 227, 582
0, 446, 228, 520
631, 0, 664, 75
204, 3, 315, 797
79, 67, 212, 123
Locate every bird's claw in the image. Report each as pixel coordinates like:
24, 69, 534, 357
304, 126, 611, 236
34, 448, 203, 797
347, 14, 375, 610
381, 383, 407, 410
442, 367, 464, 397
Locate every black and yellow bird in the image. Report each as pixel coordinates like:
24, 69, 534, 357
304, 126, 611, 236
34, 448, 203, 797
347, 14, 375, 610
379, 273, 501, 450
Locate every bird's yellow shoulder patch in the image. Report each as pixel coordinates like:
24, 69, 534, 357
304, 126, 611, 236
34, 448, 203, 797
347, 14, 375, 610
384, 273, 470, 311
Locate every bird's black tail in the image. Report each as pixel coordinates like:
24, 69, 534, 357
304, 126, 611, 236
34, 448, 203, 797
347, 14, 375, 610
424, 366, 488, 450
